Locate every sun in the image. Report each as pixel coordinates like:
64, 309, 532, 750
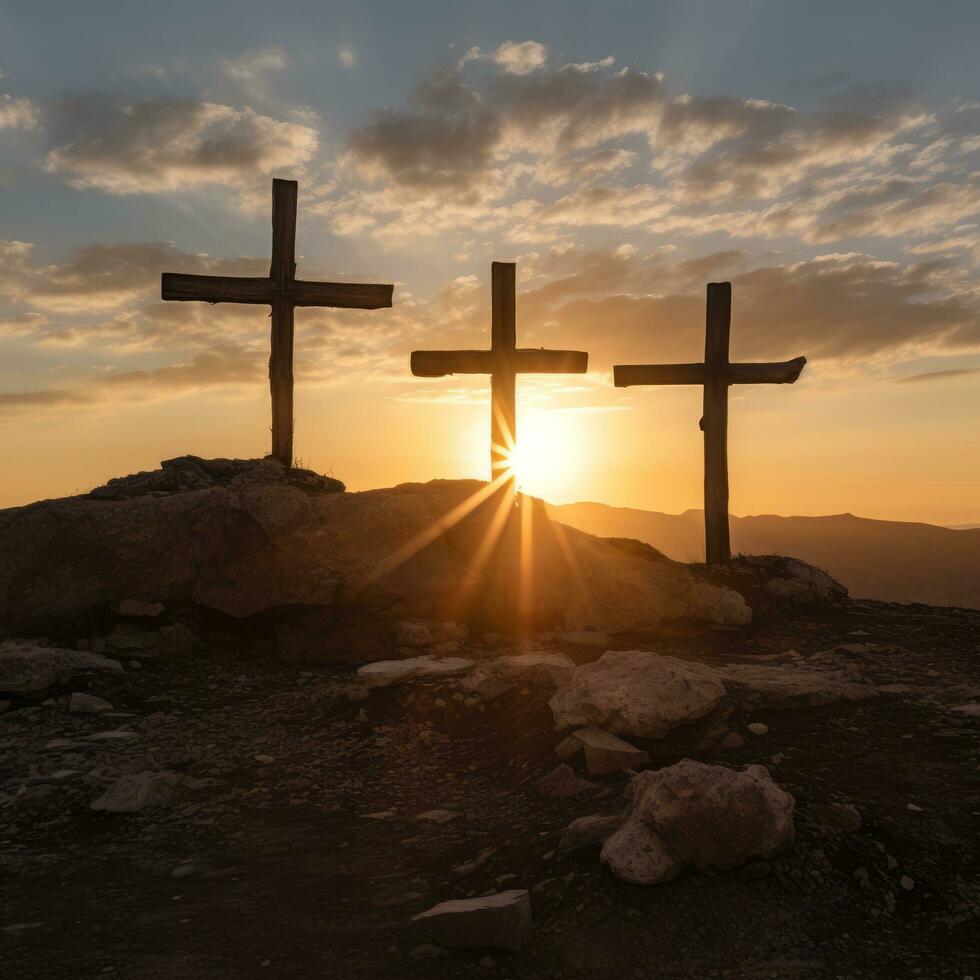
504, 408, 583, 502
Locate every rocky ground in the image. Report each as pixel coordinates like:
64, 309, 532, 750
3, 597, 978, 979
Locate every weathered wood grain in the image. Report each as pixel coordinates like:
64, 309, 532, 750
161, 177, 394, 469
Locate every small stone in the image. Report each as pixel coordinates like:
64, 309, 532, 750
534, 764, 596, 798
254, 755, 275, 765
91, 772, 178, 813
906, 803, 923, 812
416, 809, 461, 824
720, 731, 746, 749
363, 810, 396, 820
69, 692, 114, 714
408, 944, 446, 960
87, 730, 138, 742
559, 727, 651, 775
171, 863, 196, 879
747, 722, 769, 736
561, 813, 625, 852
900, 875, 915, 891
411, 890, 532, 950
478, 955, 496, 968
809, 802, 862, 834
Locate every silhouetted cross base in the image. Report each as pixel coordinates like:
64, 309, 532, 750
411, 261, 588, 502
161, 178, 394, 467
614, 282, 806, 565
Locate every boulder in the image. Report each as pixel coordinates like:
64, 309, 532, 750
555, 726, 651, 775
0, 640, 122, 695
462, 651, 576, 699
411, 890, 532, 950
600, 760, 795, 884
90, 772, 178, 813
549, 651, 726, 738
0, 467, 750, 654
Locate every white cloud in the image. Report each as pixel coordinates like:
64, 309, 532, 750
0, 94, 40, 130
338, 45, 357, 68
492, 40, 547, 75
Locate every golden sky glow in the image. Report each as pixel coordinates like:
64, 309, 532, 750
2, 6, 980, 524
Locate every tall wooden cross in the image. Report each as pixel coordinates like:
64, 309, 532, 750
411, 261, 588, 499
161, 178, 394, 468
614, 282, 806, 564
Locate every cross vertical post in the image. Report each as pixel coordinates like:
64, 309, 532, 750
702, 282, 732, 565
613, 281, 806, 565
269, 178, 298, 468
410, 260, 588, 505
490, 261, 517, 488
161, 177, 394, 469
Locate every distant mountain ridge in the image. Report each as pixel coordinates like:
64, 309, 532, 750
545, 501, 980, 609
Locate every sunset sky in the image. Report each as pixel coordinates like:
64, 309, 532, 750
2, 0, 979, 524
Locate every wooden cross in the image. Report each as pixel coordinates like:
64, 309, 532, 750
614, 282, 806, 564
161, 178, 394, 468
411, 261, 588, 499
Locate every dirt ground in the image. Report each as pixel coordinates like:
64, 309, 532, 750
3, 598, 978, 979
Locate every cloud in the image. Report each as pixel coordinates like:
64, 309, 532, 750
897, 366, 980, 383
0, 94, 40, 130
492, 40, 547, 75
486, 246, 980, 367
44, 97, 318, 194
338, 46, 357, 69
218, 46, 288, 84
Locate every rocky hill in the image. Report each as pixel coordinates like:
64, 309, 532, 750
547, 501, 980, 609
2, 458, 977, 979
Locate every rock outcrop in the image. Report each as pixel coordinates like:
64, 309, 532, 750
0, 461, 751, 660
549, 650, 726, 737
600, 760, 795, 884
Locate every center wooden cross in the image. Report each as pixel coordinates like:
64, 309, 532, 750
614, 282, 806, 564
161, 178, 394, 468
411, 261, 588, 499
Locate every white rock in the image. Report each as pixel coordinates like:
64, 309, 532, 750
91, 772, 178, 813
601, 760, 795, 885
357, 656, 476, 689
411, 890, 532, 950
549, 651, 725, 738
556, 726, 651, 775
69, 692, 114, 714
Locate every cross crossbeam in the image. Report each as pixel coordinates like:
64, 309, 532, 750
614, 281, 806, 564
161, 178, 393, 468
411, 261, 588, 498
